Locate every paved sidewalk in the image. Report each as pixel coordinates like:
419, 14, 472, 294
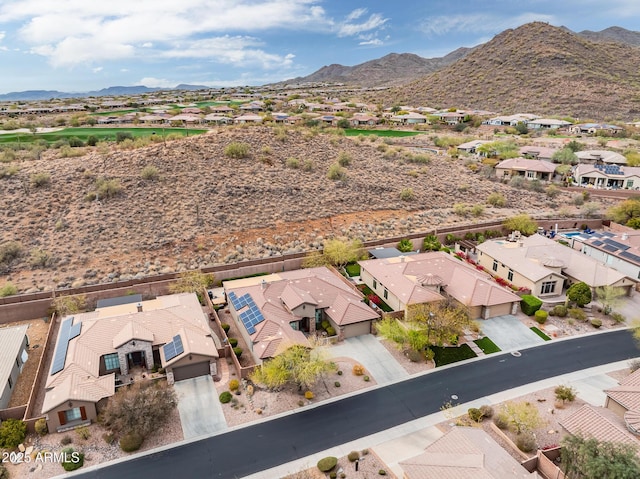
241, 360, 633, 479
327, 334, 409, 385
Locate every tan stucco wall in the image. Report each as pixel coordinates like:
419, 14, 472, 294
46, 400, 97, 432
605, 397, 628, 417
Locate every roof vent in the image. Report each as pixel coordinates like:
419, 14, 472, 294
136, 303, 143, 312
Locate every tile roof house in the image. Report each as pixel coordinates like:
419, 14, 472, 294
476, 234, 636, 298
519, 146, 557, 162
223, 267, 379, 362
42, 293, 220, 433
233, 113, 263, 124
526, 118, 572, 129
358, 252, 520, 319
575, 150, 627, 165
495, 158, 557, 181
0, 325, 29, 409
573, 164, 640, 190
569, 123, 624, 136
399, 427, 533, 479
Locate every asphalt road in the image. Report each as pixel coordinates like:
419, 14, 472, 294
79, 330, 639, 479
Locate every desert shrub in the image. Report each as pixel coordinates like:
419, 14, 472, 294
552, 305, 568, 317
229, 379, 240, 391
516, 433, 536, 453
102, 432, 115, 445
330, 472, 337, 479
29, 248, 51, 268
304, 390, 314, 399
487, 192, 506, 207
337, 151, 352, 166
317, 456, 338, 472
379, 470, 387, 475
233, 347, 243, 358
76, 426, 90, 440
116, 131, 134, 143
471, 204, 485, 217
95, 177, 123, 199
327, 162, 347, 181
567, 281, 592, 307
87, 135, 98, 146
364, 375, 370, 381
520, 295, 543, 316
494, 413, 509, 429
334, 381, 341, 387
30, 171, 51, 187
326, 326, 336, 336
224, 142, 250, 159
0, 283, 17, 297
337, 370, 343, 375
352, 364, 365, 376
302, 159, 314, 172
221, 323, 231, 333
468, 407, 484, 422
141, 165, 159, 181
611, 312, 626, 323
285, 157, 300, 169
407, 349, 422, 362
568, 308, 586, 321
630, 359, 640, 372
119, 432, 143, 452
60, 435, 72, 446
399, 188, 415, 201
479, 405, 494, 418
348, 451, 360, 462
35, 418, 48, 436
555, 385, 576, 403
590, 318, 602, 328
0, 165, 19, 178
228, 338, 238, 347
68, 136, 84, 147
0, 418, 26, 448
219, 391, 232, 403
60, 447, 84, 471
534, 310, 548, 324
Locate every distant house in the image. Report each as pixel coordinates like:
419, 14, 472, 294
457, 139, 491, 154
349, 114, 379, 127
519, 146, 556, 161
526, 118, 571, 129
233, 113, 263, 124
437, 111, 466, 125
575, 150, 627, 165
223, 267, 379, 362
494, 157, 557, 181
476, 234, 636, 297
485, 113, 539, 126
0, 325, 29, 409
399, 427, 532, 479
42, 293, 220, 432
203, 114, 232, 124
573, 164, 640, 189
390, 112, 428, 124
209, 105, 235, 114
359, 252, 520, 319
167, 113, 202, 124
569, 123, 624, 136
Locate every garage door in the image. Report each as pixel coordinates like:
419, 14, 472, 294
172, 361, 210, 382
343, 321, 371, 339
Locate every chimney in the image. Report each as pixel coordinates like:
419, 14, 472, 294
136, 303, 143, 312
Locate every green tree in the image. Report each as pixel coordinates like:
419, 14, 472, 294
607, 198, 640, 226
169, 270, 215, 294
499, 401, 544, 434
566, 140, 584, 152
303, 238, 366, 269
477, 140, 518, 159
250, 344, 335, 391
624, 150, 640, 167
52, 294, 86, 316
561, 435, 640, 479
336, 118, 350, 129
422, 235, 441, 251
397, 239, 414, 253
552, 147, 579, 165
503, 214, 538, 235
555, 385, 577, 404
595, 285, 626, 314
567, 282, 592, 307
514, 122, 528, 135
0, 419, 26, 448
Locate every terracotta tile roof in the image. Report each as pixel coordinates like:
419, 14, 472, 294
399, 427, 531, 479
495, 157, 557, 173
43, 371, 115, 412
605, 368, 640, 412
326, 295, 378, 326
280, 283, 318, 310
112, 321, 155, 349
560, 404, 640, 448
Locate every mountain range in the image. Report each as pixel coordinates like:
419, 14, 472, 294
0, 84, 209, 102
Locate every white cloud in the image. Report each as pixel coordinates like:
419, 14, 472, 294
345, 8, 367, 22
120, 68, 129, 72
0, 31, 5, 41
0, 0, 327, 66
337, 12, 388, 37
92, 66, 103, 73
138, 77, 177, 88
359, 38, 382, 46
420, 12, 557, 37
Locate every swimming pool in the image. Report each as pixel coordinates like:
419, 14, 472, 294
561, 231, 584, 238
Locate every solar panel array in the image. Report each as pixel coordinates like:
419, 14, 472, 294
50, 317, 82, 375
163, 334, 185, 361
603, 245, 618, 253
594, 164, 623, 175
228, 291, 265, 334
592, 240, 604, 246
603, 239, 630, 251
620, 251, 640, 264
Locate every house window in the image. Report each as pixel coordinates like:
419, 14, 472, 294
373, 280, 377, 289
65, 407, 82, 423
541, 281, 556, 295
508, 270, 514, 282
527, 171, 535, 179
383, 289, 388, 300
15, 357, 20, 369
7, 377, 12, 390
104, 353, 120, 371
627, 180, 634, 189
492, 260, 498, 272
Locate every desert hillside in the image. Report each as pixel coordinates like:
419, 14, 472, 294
1, 127, 573, 292
384, 22, 640, 119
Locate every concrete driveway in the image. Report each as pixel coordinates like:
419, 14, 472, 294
328, 334, 409, 385
480, 315, 545, 352
173, 375, 227, 439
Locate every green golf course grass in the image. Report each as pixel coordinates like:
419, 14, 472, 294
0, 127, 207, 144
345, 129, 423, 137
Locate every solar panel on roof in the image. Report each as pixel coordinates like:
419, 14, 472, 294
620, 251, 640, 264
592, 240, 604, 246
173, 335, 184, 356
163, 334, 184, 361
603, 245, 618, 252
50, 317, 82, 375
601, 232, 614, 237
603, 239, 630, 251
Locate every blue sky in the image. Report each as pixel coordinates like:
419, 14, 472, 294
0, 0, 639, 94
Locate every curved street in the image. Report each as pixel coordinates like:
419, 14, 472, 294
75, 330, 639, 479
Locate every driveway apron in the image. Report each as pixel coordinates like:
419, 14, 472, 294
174, 375, 227, 439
